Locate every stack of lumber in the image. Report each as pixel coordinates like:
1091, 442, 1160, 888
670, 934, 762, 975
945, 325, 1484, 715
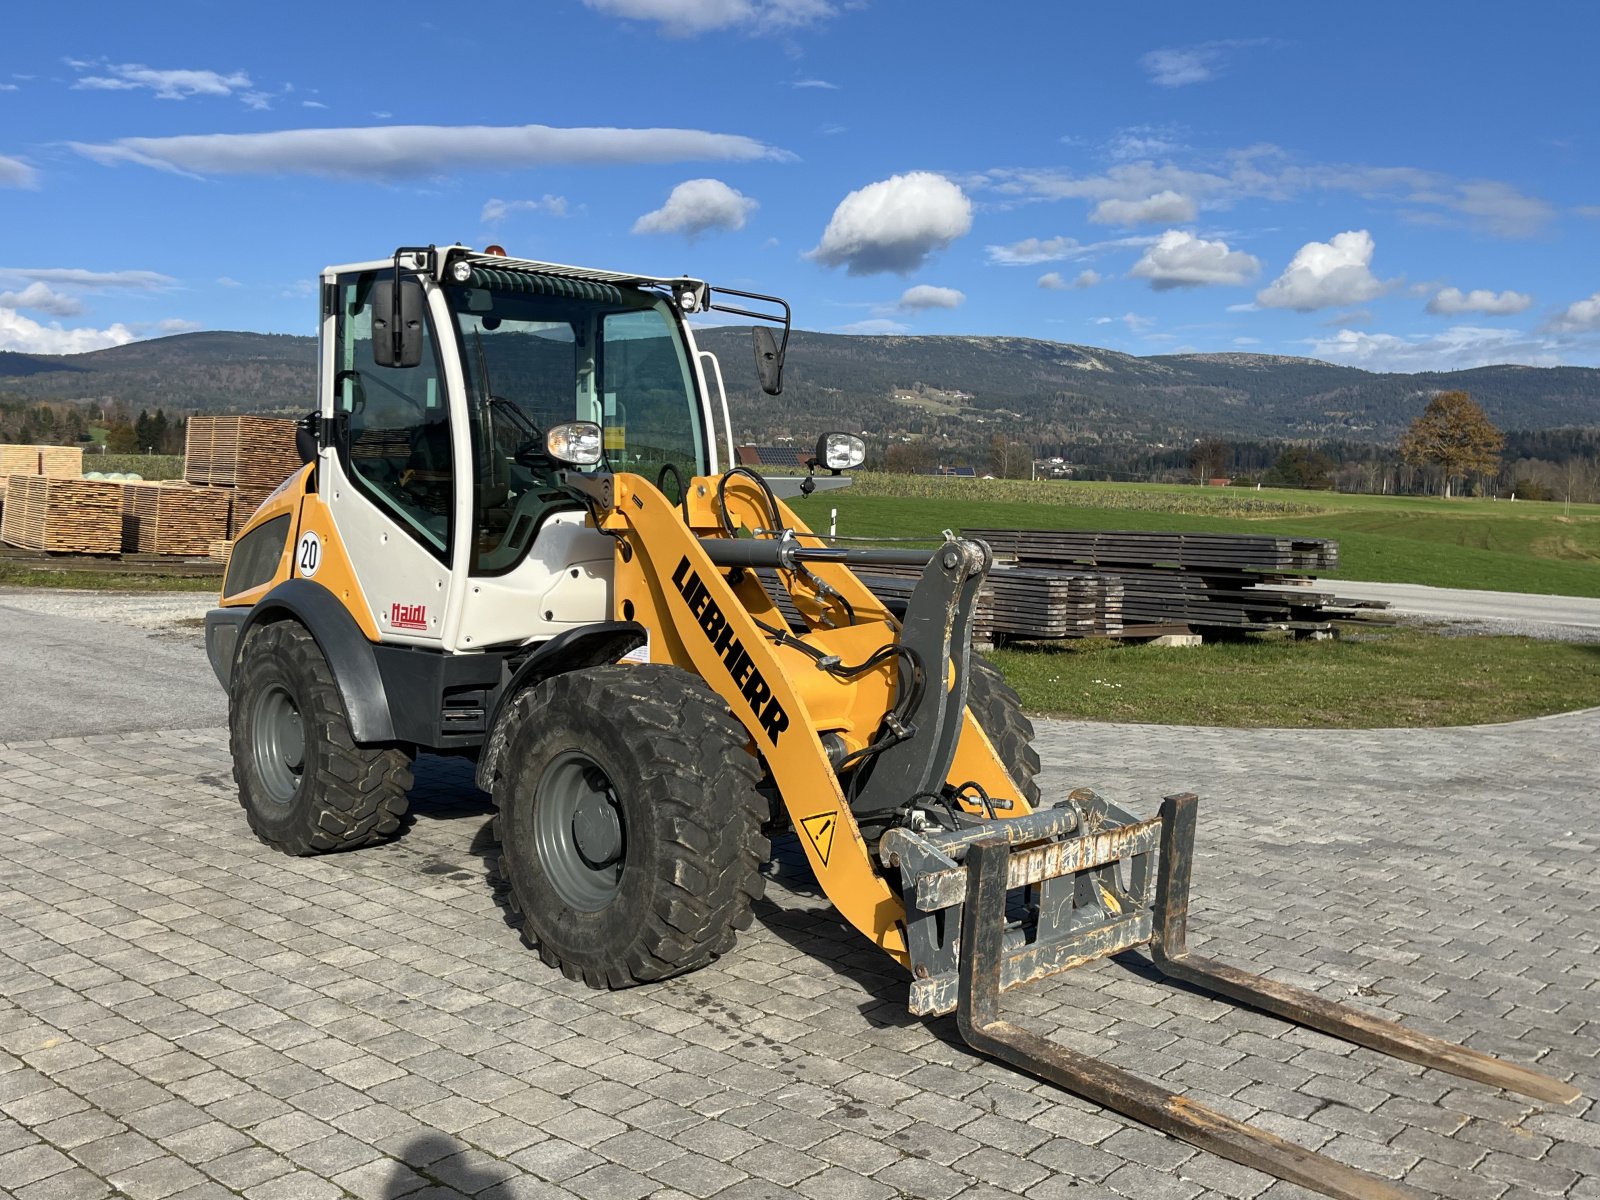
184, 416, 300, 491
183, 415, 299, 537
965, 528, 1378, 635
121, 481, 232, 556
851, 561, 1126, 641
969, 528, 1338, 575
0, 444, 83, 480
1, 477, 122, 553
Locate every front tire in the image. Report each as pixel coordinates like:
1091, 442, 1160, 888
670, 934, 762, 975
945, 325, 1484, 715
492, 664, 769, 988
966, 652, 1042, 806
229, 620, 413, 855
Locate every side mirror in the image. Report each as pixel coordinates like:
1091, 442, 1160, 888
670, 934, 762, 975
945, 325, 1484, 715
753, 326, 784, 396
372, 277, 425, 368
294, 411, 319, 465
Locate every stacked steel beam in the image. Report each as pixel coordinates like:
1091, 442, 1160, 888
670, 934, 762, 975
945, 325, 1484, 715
966, 528, 1379, 636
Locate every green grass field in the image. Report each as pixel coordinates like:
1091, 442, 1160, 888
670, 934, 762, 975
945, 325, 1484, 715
990, 628, 1600, 727
791, 475, 1600, 597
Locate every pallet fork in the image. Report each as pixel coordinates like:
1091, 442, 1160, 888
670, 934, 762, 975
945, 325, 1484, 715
885, 792, 1579, 1200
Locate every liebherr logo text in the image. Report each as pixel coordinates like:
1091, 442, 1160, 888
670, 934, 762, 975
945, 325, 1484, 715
672, 556, 790, 744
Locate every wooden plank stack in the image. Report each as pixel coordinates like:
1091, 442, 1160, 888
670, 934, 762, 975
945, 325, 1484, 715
184, 415, 300, 537
0, 444, 84, 479
1, 477, 123, 553
122, 482, 232, 556
969, 529, 1338, 574
964, 528, 1377, 637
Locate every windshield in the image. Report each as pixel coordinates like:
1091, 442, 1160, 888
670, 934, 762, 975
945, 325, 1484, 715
448, 281, 706, 574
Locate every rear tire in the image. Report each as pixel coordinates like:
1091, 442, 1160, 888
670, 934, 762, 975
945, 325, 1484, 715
491, 664, 769, 988
229, 620, 413, 855
966, 652, 1041, 806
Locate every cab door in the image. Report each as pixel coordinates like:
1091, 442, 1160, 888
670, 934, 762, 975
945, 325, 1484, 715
318, 268, 457, 645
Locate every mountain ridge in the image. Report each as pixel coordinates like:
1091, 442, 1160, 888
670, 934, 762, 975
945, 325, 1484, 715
2, 328, 1597, 445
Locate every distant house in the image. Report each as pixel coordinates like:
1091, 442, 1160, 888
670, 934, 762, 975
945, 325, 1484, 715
922, 465, 977, 477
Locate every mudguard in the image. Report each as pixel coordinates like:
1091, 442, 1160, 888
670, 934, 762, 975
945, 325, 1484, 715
231, 578, 397, 742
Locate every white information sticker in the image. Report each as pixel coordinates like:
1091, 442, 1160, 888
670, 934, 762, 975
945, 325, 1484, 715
296, 531, 322, 578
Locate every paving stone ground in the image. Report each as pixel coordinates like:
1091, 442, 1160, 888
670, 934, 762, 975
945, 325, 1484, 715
0, 710, 1594, 1200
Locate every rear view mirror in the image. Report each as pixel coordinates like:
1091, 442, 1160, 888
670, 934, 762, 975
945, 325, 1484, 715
372, 277, 425, 368
753, 326, 784, 396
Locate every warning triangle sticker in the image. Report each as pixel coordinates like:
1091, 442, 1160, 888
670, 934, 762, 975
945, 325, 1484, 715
799, 812, 837, 867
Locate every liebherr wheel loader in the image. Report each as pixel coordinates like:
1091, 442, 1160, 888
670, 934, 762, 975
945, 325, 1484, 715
207, 245, 1576, 1200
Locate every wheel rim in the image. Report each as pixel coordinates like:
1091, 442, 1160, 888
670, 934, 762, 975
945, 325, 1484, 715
533, 751, 627, 912
252, 684, 306, 804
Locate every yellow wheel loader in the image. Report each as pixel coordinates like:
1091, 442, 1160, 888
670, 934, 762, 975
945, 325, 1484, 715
207, 245, 1576, 1200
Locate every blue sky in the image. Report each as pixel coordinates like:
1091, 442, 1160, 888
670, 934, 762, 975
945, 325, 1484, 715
3, 1, 1598, 373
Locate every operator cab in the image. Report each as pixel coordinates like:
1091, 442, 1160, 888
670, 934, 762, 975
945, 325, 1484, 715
310, 246, 789, 652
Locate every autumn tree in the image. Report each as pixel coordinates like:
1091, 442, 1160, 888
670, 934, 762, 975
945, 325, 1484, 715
1399, 391, 1503, 498
1189, 437, 1230, 484
987, 433, 1031, 479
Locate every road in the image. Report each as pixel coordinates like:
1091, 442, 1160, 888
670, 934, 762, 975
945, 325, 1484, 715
0, 589, 224, 741
1324, 579, 1600, 640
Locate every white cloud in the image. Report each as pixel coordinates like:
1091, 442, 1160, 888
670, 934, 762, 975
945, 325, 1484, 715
0, 154, 37, 188
156, 318, 203, 334
985, 233, 1154, 266
1309, 326, 1563, 372
584, 0, 835, 35
0, 283, 84, 316
301, 100, 327, 109
897, 285, 964, 312
1089, 190, 1196, 226
1256, 230, 1390, 311
0, 267, 174, 291
0, 308, 137, 354
1038, 269, 1100, 291
481, 195, 570, 224
981, 153, 1554, 238
0, 84, 17, 92
1139, 40, 1265, 87
1106, 125, 1184, 161
1129, 230, 1259, 290
808, 172, 972, 275
72, 63, 252, 100
71, 124, 788, 180
793, 79, 839, 89
988, 236, 1080, 266
836, 318, 910, 335
632, 178, 757, 236
1092, 312, 1154, 333
1546, 291, 1600, 333
1426, 287, 1532, 316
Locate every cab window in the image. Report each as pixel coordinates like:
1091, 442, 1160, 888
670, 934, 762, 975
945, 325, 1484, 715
335, 270, 452, 559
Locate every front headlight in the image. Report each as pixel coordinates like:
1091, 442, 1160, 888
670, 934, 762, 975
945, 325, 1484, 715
546, 421, 604, 466
816, 431, 866, 472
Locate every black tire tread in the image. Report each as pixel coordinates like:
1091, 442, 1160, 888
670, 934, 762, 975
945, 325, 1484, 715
966, 652, 1042, 806
491, 664, 769, 989
230, 621, 413, 856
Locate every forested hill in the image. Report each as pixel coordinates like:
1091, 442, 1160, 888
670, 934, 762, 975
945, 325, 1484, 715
2, 328, 1598, 445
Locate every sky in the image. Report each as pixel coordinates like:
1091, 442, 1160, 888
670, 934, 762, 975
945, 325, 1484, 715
3, 1, 1599, 373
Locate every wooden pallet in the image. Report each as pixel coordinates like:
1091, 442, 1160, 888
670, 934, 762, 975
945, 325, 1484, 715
122, 482, 233, 556
184, 416, 300, 491
0, 444, 83, 479
1, 476, 123, 553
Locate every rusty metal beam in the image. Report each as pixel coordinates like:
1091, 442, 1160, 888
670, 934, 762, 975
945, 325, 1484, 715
1150, 793, 1581, 1108
956, 836, 1426, 1200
